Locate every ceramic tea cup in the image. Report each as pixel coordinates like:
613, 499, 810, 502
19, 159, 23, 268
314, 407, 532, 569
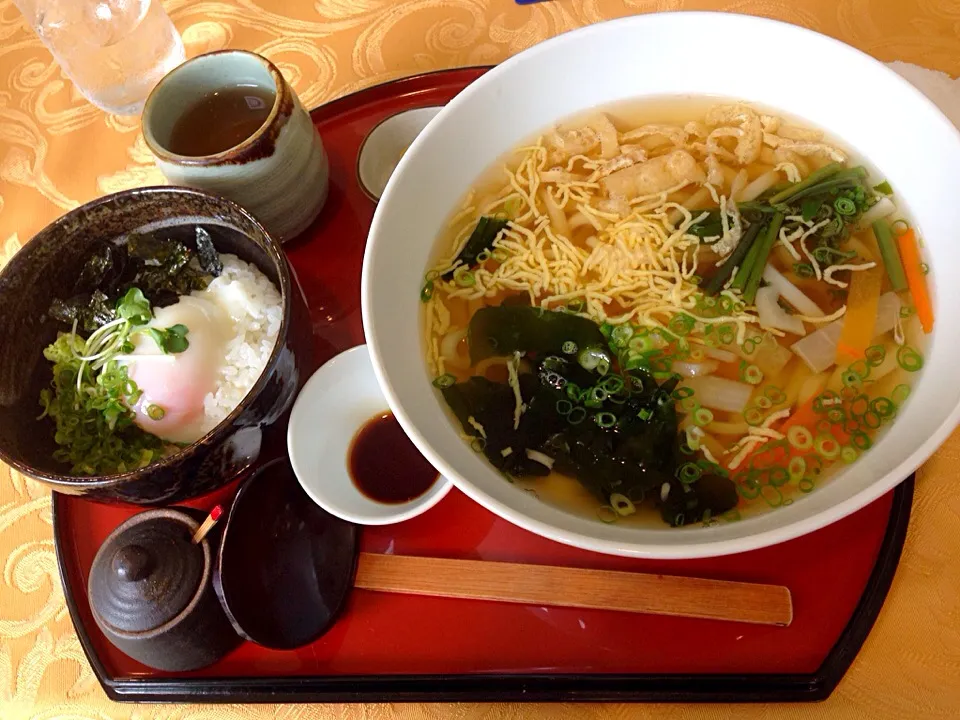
142, 50, 329, 242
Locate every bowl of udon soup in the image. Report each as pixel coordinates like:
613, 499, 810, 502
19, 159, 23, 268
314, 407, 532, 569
0, 187, 313, 505
362, 12, 960, 558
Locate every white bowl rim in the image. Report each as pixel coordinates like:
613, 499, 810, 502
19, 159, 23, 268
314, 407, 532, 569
362, 11, 960, 558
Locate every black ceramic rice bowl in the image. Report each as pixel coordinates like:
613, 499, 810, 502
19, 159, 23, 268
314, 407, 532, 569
0, 187, 314, 504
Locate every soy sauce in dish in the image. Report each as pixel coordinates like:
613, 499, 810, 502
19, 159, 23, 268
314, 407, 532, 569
167, 85, 275, 156
349, 411, 438, 504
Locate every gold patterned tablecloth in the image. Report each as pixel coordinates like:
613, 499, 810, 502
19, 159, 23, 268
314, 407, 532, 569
1, 1, 959, 718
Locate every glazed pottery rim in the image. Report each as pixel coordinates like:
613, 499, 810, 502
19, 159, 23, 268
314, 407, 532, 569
362, 12, 960, 558
356, 106, 444, 203
0, 185, 292, 490
141, 49, 287, 168
87, 508, 214, 640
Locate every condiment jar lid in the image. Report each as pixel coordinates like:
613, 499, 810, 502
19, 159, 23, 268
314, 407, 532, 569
88, 509, 207, 634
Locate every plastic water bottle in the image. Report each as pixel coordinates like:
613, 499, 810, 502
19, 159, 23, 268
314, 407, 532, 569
13, 0, 185, 115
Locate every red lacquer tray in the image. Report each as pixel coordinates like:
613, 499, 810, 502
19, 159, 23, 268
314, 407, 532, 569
52, 68, 914, 704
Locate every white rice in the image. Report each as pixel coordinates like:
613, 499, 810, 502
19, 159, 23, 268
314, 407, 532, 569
196, 253, 282, 431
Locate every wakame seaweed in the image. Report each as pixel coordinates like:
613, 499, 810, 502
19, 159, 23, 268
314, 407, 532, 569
46, 227, 224, 331
467, 305, 608, 364
442, 216, 509, 280
439, 308, 741, 525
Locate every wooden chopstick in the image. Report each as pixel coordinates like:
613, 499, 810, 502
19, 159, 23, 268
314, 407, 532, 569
354, 552, 793, 627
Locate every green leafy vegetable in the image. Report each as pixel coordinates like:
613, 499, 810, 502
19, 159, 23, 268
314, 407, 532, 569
142, 323, 190, 354
872, 218, 908, 291
703, 222, 762, 296
768, 162, 845, 204
116, 288, 152, 325
443, 216, 509, 280
38, 334, 167, 475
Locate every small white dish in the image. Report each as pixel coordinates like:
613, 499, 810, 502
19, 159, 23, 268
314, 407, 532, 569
287, 344, 451, 525
357, 106, 442, 201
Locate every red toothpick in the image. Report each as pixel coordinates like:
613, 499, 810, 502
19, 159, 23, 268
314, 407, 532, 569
191, 505, 223, 544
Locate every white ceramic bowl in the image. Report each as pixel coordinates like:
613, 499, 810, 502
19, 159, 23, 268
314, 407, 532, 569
287, 345, 451, 525
361, 12, 960, 558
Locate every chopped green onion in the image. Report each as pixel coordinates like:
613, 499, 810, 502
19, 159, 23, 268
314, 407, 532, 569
896, 345, 924, 372
799, 477, 815, 493
788, 456, 807, 481
872, 219, 908, 291
921, 263, 930, 276
842, 370, 863, 390
814, 434, 841, 459
870, 397, 895, 418
596, 506, 618, 523
568, 406, 587, 424
768, 467, 789, 487
787, 425, 813, 451
744, 407, 765, 426
851, 430, 872, 450
432, 373, 456, 389
862, 410, 882, 429
794, 262, 815, 278
470, 438, 486, 453
756, 396, 773, 410
672, 386, 694, 400
578, 346, 608, 371
677, 462, 702, 484
743, 364, 763, 385
476, 250, 491, 263
562, 340, 578, 355
610, 323, 634, 346
761, 484, 784, 507
146, 404, 165, 421
826, 407, 846, 424
556, 399, 573, 416
891, 384, 911, 406
693, 407, 714, 426
873, 180, 893, 195
600, 375, 625, 394
453, 267, 476, 287
850, 394, 869, 418
420, 280, 434, 302
865, 345, 886, 367
764, 386, 786, 404
841, 446, 859, 464
610, 493, 636, 516
637, 407, 653, 421
595, 411, 617, 428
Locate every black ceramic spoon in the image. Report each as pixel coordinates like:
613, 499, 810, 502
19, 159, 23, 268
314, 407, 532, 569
216, 458, 792, 649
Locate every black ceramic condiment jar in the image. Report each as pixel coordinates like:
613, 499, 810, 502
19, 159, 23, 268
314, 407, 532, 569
87, 508, 240, 672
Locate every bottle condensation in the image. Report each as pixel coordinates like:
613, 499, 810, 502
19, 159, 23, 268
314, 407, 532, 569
13, 0, 185, 115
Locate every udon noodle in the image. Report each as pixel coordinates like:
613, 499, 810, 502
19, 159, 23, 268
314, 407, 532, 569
421, 98, 931, 527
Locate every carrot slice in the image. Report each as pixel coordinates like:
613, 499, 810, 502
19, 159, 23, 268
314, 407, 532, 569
836, 263, 883, 362
896, 228, 934, 333
731, 394, 850, 471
